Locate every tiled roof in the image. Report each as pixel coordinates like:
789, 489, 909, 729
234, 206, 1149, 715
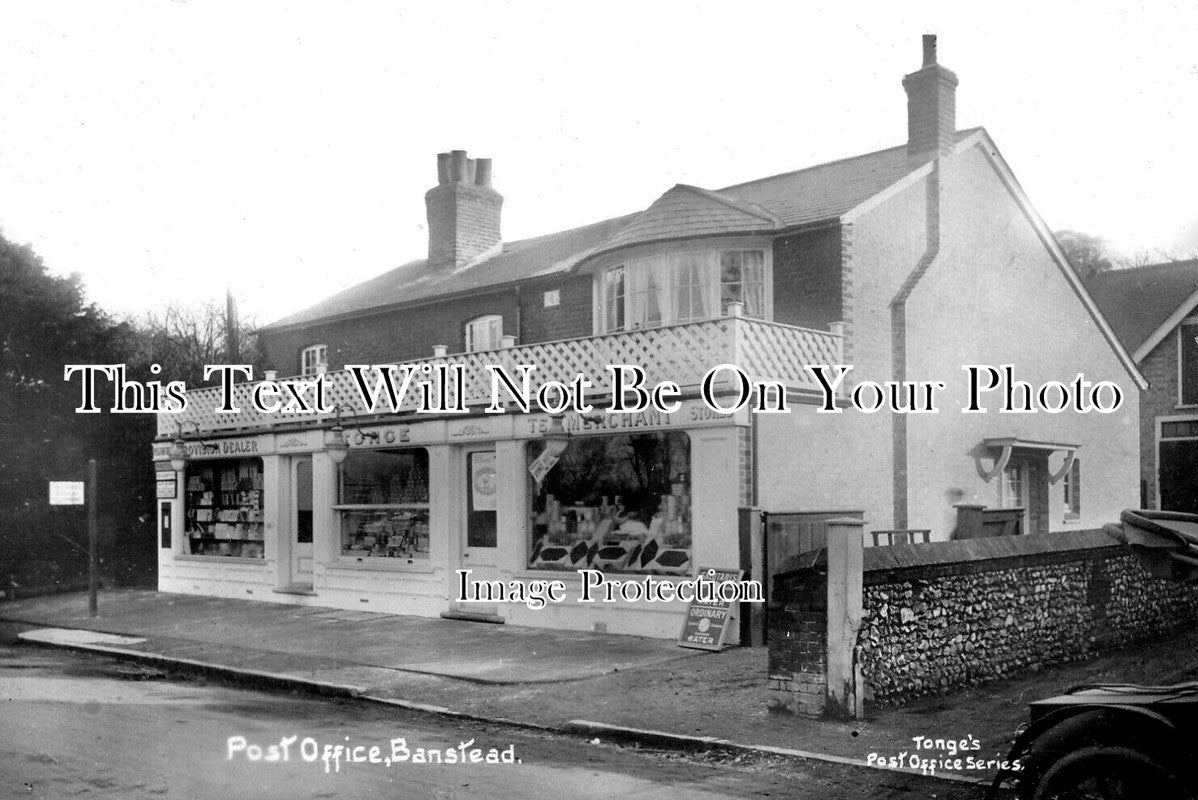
261, 214, 636, 330
261, 129, 983, 331
1085, 260, 1198, 355
599, 185, 780, 253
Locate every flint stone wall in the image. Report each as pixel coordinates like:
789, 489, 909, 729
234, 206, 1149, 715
859, 530, 1198, 706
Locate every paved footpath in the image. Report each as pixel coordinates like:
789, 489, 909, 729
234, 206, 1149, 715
1, 589, 1009, 792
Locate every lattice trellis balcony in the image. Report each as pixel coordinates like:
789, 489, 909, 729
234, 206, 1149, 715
155, 317, 843, 438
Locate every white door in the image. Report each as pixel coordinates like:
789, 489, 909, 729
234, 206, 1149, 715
458, 448, 500, 613
292, 457, 314, 587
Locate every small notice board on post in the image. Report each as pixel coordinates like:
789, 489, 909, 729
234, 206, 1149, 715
49, 481, 85, 506
678, 567, 743, 651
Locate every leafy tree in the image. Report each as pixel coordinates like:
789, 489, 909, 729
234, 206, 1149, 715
0, 232, 155, 590
1055, 230, 1118, 278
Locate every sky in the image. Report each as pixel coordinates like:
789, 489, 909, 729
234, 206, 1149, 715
1, 1, 1196, 326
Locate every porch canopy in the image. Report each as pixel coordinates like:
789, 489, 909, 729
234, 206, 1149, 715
976, 436, 1079, 484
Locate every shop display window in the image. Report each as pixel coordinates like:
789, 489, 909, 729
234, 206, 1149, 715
337, 449, 430, 561
527, 432, 691, 575
184, 459, 265, 558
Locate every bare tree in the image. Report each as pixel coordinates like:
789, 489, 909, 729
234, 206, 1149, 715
128, 299, 263, 387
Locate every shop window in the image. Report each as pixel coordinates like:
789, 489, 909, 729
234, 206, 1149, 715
301, 344, 328, 376
184, 459, 264, 558
465, 315, 503, 352
336, 449, 430, 561
527, 432, 691, 575
1180, 321, 1198, 406
1063, 458, 1081, 520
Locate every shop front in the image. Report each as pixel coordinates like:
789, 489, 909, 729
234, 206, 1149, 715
154, 399, 748, 639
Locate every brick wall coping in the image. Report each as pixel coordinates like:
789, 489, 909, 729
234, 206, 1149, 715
862, 529, 1120, 585
775, 529, 1122, 588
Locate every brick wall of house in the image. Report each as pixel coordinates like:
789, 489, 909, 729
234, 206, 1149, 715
897, 145, 1139, 536
757, 143, 1139, 539
259, 274, 593, 378
772, 227, 842, 331
1139, 337, 1180, 509
519, 274, 594, 344
260, 288, 521, 376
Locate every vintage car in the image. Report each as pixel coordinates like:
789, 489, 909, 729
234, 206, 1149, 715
987, 682, 1198, 799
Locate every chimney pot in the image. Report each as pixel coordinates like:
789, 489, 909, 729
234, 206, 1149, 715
922, 34, 937, 67
466, 157, 477, 185
475, 158, 493, 187
436, 152, 451, 184
451, 150, 469, 182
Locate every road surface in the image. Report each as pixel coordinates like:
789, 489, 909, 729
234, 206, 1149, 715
0, 634, 988, 799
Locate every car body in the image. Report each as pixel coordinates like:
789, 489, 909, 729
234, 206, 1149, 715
987, 683, 1198, 799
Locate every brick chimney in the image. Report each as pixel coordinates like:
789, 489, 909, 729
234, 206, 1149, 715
902, 35, 958, 159
425, 150, 503, 267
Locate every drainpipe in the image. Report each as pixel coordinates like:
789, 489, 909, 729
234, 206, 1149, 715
514, 284, 522, 344
889, 161, 942, 529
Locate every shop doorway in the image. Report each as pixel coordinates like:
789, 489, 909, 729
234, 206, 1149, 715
456, 447, 500, 617
289, 456, 314, 588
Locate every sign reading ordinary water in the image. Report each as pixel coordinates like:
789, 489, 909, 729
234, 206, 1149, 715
48, 481, 85, 506
678, 567, 743, 651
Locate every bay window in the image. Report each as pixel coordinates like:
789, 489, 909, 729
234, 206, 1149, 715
599, 247, 767, 332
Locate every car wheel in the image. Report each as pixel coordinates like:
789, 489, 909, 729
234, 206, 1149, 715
1031, 745, 1184, 800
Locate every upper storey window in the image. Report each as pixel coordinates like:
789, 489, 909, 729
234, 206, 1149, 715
465, 314, 504, 352
301, 344, 328, 376
1180, 319, 1198, 406
599, 248, 767, 333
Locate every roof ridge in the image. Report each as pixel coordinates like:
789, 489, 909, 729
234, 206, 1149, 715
717, 127, 986, 193
1093, 259, 1198, 277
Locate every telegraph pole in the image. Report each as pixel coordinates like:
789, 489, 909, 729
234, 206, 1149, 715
87, 458, 98, 617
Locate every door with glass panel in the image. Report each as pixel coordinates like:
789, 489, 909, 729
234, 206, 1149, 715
458, 448, 500, 614
290, 456, 314, 587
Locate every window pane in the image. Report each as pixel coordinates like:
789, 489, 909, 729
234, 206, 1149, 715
671, 253, 710, 323
1182, 323, 1198, 405
341, 509, 430, 559
628, 258, 664, 329
720, 250, 765, 318
742, 250, 765, 318
339, 450, 429, 504
466, 316, 502, 352
604, 267, 625, 331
